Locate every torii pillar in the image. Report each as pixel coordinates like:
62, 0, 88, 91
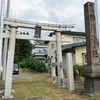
51, 56, 56, 84
3, 26, 17, 98
84, 2, 100, 93
55, 31, 64, 86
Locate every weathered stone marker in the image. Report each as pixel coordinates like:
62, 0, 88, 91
84, 2, 100, 92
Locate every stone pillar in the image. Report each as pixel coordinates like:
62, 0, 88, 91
66, 53, 74, 91
2, 26, 9, 80
84, 2, 100, 93
3, 26, 17, 98
55, 31, 64, 86
51, 56, 56, 84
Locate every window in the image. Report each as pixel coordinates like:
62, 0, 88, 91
74, 38, 86, 43
51, 43, 54, 49
83, 53, 100, 64
83, 54, 87, 65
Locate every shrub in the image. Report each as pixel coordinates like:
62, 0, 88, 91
25, 57, 34, 68
18, 62, 26, 68
25, 57, 47, 73
73, 64, 84, 75
74, 87, 83, 94
63, 67, 67, 78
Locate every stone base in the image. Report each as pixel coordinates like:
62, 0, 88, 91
58, 85, 65, 88
2, 95, 13, 99
84, 73, 100, 93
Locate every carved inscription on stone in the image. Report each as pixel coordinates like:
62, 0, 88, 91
84, 2, 98, 65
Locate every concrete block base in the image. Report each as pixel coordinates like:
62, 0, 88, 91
84, 73, 100, 93
0, 89, 4, 94
58, 85, 65, 88
2, 95, 13, 99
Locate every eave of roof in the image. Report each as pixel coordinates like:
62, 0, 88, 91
62, 31, 86, 36
49, 31, 86, 36
62, 42, 86, 51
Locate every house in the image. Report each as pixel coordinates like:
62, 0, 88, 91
46, 31, 87, 66
62, 42, 86, 66
32, 41, 47, 63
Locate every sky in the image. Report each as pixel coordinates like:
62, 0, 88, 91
1, 0, 100, 36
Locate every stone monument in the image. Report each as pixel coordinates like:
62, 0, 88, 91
84, 2, 100, 92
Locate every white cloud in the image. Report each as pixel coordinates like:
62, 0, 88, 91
55, 7, 80, 22
9, 0, 49, 20
1, 0, 100, 34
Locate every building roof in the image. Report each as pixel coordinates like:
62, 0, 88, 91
49, 31, 86, 36
62, 42, 86, 51
44, 31, 86, 44
62, 31, 86, 36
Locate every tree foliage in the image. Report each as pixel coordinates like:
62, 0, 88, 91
18, 57, 47, 72
14, 32, 33, 63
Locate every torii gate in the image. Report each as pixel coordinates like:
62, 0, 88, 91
2, 17, 75, 98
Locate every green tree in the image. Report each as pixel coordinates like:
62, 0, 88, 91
14, 32, 33, 63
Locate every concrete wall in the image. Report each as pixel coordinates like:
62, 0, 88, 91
75, 45, 86, 65
62, 34, 85, 45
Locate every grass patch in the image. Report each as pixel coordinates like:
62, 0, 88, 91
9, 70, 100, 100
12, 73, 85, 100
12, 76, 63, 100
74, 87, 83, 94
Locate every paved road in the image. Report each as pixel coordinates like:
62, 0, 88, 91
13, 71, 33, 79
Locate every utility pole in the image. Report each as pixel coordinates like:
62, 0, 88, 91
0, 0, 5, 79
95, 0, 100, 50
2, 0, 10, 80
6, 0, 10, 17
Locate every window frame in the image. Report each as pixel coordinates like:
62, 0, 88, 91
74, 37, 86, 43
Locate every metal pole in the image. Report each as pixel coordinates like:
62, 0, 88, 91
6, 0, 10, 17
95, 0, 100, 50
0, 0, 5, 78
